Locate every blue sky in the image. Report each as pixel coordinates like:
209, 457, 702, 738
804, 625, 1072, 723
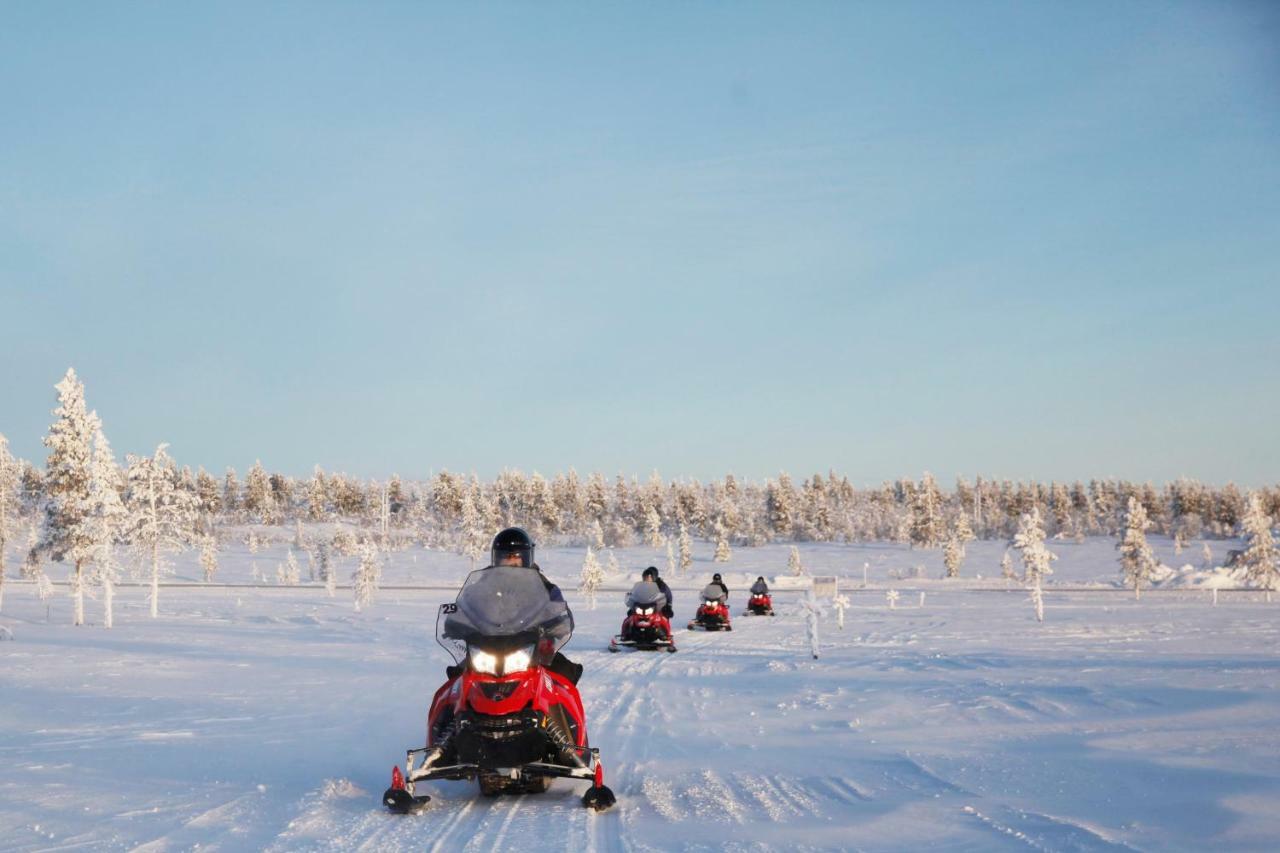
2, 1, 1277, 485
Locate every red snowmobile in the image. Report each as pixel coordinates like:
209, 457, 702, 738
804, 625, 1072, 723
745, 592, 774, 616
383, 567, 616, 814
688, 583, 732, 631
609, 581, 677, 653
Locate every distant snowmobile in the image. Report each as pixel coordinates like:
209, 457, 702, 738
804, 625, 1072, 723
744, 577, 774, 616
382, 566, 615, 814
688, 583, 733, 631
609, 581, 677, 653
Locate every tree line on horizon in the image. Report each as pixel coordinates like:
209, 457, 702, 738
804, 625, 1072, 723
1, 369, 1278, 625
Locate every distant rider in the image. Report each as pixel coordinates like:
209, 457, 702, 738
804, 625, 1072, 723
641, 566, 674, 618
710, 572, 729, 599
750, 576, 769, 596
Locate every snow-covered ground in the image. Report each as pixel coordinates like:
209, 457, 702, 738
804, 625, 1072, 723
2, 538, 1278, 851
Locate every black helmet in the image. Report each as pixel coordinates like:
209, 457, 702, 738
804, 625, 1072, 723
642, 566, 659, 581
712, 573, 722, 582
491, 527, 535, 568
756, 576, 764, 582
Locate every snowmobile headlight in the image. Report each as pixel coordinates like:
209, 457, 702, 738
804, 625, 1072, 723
638, 606, 653, 616
503, 647, 533, 674
469, 648, 498, 675
705, 599, 718, 607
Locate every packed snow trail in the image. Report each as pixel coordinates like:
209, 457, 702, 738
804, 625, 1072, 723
2, 556, 1280, 850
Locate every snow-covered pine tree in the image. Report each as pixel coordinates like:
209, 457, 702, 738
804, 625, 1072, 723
307, 466, 329, 521
1201, 541, 1214, 570
677, 524, 693, 578
278, 548, 301, 585
194, 468, 221, 530
37, 369, 100, 626
1012, 508, 1056, 622
605, 549, 621, 576
124, 444, 198, 618
589, 518, 606, 550
665, 537, 676, 578
243, 461, 276, 525
713, 522, 732, 563
1116, 496, 1158, 599
222, 468, 241, 516
644, 506, 664, 549
578, 547, 604, 610
458, 485, 487, 568
942, 512, 975, 578
352, 538, 381, 611
1238, 492, 1278, 601
321, 541, 335, 597
942, 535, 963, 579
1000, 548, 1016, 580
200, 534, 218, 582
788, 545, 804, 577
84, 424, 125, 628
909, 473, 943, 549
0, 434, 19, 612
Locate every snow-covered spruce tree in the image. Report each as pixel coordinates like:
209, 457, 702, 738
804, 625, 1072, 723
665, 538, 676, 577
36, 369, 100, 626
909, 473, 944, 549
321, 541, 336, 597
942, 513, 972, 578
199, 534, 218, 582
675, 522, 696, 573
1000, 548, 1016, 581
588, 518, 605, 550
765, 474, 798, 541
788, 545, 804, 577
278, 548, 301, 585
352, 539, 381, 611
0, 434, 19, 612
1116, 496, 1158, 600
578, 547, 604, 610
458, 486, 487, 568
1238, 493, 1278, 601
644, 506, 664, 549
124, 444, 198, 618
1012, 508, 1056, 623
942, 535, 963, 579
307, 466, 329, 521
605, 549, 621, 577
242, 460, 276, 524
1201, 542, 1214, 571
713, 522, 732, 563
194, 468, 221, 531
84, 424, 125, 628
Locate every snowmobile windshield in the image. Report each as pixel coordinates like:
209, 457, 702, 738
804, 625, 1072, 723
625, 581, 667, 611
436, 566, 573, 665
701, 583, 726, 602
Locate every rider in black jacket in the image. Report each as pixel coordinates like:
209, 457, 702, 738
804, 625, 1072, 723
446, 528, 583, 684
641, 566, 674, 618
711, 572, 730, 598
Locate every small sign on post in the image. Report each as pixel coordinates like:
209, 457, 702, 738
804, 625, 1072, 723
812, 575, 838, 599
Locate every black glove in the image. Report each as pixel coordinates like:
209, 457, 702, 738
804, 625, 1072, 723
662, 605, 674, 618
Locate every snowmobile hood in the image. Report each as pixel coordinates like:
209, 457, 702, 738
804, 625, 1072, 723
626, 581, 667, 610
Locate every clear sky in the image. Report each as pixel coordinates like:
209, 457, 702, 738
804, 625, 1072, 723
2, 1, 1277, 486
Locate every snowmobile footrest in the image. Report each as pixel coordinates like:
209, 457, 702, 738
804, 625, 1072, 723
383, 788, 431, 815
582, 784, 616, 811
